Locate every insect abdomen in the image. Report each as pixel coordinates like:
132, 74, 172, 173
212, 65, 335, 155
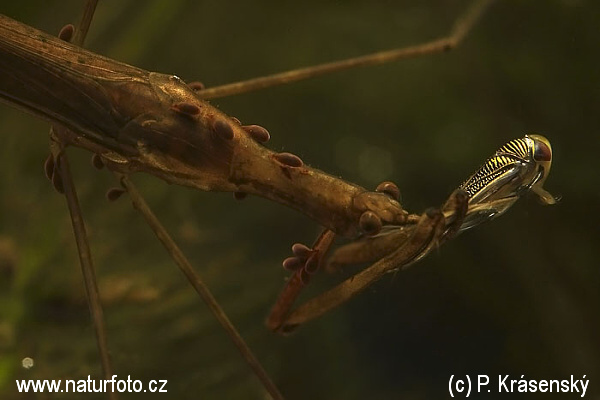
459, 138, 531, 200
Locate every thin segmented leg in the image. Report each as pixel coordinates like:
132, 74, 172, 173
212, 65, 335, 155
43, 2, 285, 399
324, 188, 469, 273
266, 181, 406, 331
266, 229, 337, 332
198, 0, 494, 100
118, 174, 285, 400
42, 2, 117, 398
268, 190, 469, 334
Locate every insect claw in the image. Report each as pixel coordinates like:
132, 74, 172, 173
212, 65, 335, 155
230, 116, 242, 125
58, 24, 74, 42
532, 186, 558, 205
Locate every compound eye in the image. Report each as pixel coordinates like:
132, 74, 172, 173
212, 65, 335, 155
533, 138, 552, 162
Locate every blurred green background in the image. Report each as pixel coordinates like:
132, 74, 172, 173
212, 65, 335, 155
0, 0, 598, 399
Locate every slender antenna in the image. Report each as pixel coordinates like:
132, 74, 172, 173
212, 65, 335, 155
51, 137, 115, 392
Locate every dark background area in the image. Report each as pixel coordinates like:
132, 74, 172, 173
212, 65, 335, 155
0, 1, 598, 399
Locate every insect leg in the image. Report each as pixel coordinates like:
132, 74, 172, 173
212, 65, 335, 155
273, 209, 446, 334
266, 229, 336, 333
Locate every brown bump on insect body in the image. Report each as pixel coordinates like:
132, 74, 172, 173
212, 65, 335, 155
58, 24, 74, 42
352, 191, 408, 226
304, 252, 320, 274
212, 119, 234, 140
171, 102, 201, 117
291, 243, 312, 259
242, 125, 271, 144
233, 192, 247, 200
230, 117, 242, 125
43, 154, 54, 181
359, 211, 382, 236
273, 152, 303, 168
188, 81, 205, 91
376, 181, 401, 201
282, 257, 302, 271
106, 187, 126, 202
91, 154, 104, 170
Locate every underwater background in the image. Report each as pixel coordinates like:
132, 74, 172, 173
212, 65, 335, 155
1, 1, 598, 398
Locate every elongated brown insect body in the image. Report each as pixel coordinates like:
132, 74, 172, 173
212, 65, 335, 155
458, 134, 557, 231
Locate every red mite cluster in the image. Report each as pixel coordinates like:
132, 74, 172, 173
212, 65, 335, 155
241, 125, 270, 144
282, 243, 322, 284
171, 102, 201, 117
212, 118, 234, 140
280, 180, 402, 282
58, 23, 74, 42
48, 23, 399, 284
375, 181, 400, 201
